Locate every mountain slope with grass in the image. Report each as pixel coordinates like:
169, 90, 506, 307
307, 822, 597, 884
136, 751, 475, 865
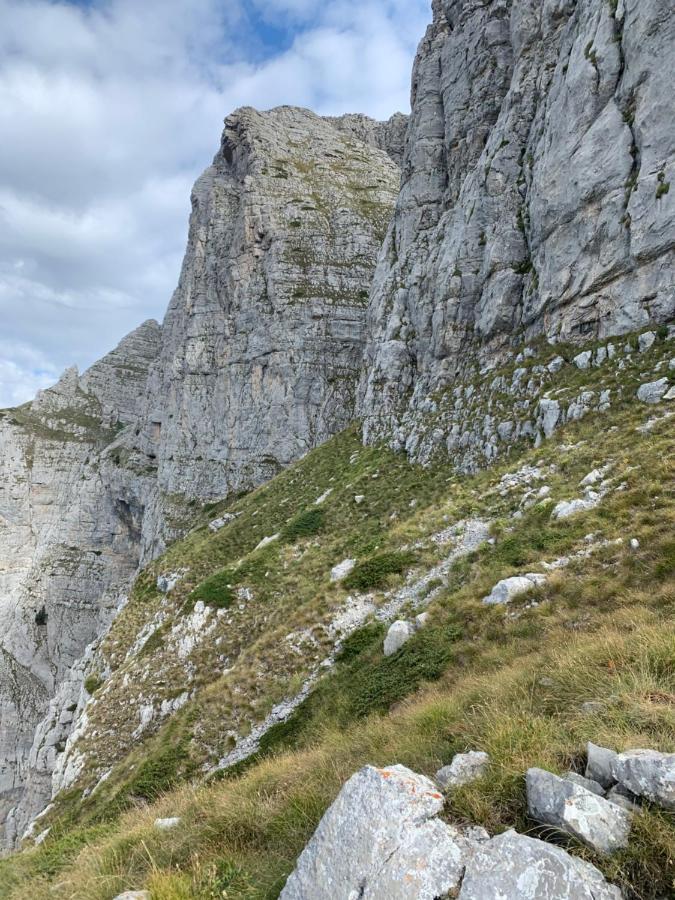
0, 326, 672, 899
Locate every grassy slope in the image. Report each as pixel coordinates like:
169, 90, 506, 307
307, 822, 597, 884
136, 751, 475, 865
0, 333, 673, 899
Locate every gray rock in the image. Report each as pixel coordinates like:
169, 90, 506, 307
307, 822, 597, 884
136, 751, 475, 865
383, 621, 416, 657
436, 751, 489, 789
565, 772, 606, 797
586, 743, 619, 789
280, 764, 470, 899
458, 830, 622, 899
638, 331, 656, 353
527, 768, 631, 854
330, 559, 356, 582
611, 749, 675, 810
637, 378, 670, 404
606, 784, 641, 813
574, 351, 593, 371
482, 574, 546, 606
539, 398, 562, 438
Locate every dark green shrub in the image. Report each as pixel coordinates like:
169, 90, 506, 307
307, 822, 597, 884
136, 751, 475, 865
347, 627, 456, 719
190, 569, 236, 609
334, 622, 385, 663
83, 675, 103, 695
342, 551, 416, 591
282, 508, 326, 542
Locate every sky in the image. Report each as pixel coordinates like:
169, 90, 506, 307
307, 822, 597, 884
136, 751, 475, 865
0, 0, 431, 408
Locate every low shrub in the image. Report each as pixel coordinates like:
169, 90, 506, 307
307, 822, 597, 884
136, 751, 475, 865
342, 551, 416, 591
282, 508, 326, 542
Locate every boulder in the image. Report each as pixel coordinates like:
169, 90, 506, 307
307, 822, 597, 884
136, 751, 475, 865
383, 620, 415, 656
436, 751, 489, 790
482, 574, 546, 606
637, 378, 670, 404
611, 749, 675, 810
279, 764, 470, 899
526, 768, 631, 855
586, 742, 618, 789
573, 351, 593, 370
458, 830, 622, 899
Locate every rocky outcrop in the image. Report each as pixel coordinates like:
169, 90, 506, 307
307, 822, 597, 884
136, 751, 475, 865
281, 763, 623, 899
360, 0, 675, 457
0, 107, 400, 846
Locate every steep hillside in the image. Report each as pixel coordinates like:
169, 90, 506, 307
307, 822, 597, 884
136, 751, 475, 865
0, 326, 672, 898
0, 108, 401, 848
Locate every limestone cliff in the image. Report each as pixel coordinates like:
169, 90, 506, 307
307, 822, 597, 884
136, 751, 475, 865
359, 0, 674, 456
0, 107, 401, 846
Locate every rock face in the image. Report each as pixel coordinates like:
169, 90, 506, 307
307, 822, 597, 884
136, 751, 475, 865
359, 0, 675, 458
0, 322, 161, 845
139, 107, 401, 552
0, 108, 400, 846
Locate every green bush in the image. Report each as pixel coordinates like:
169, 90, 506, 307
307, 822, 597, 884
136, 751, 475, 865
282, 507, 326, 542
190, 569, 236, 609
83, 674, 103, 695
347, 627, 455, 718
124, 742, 190, 803
342, 551, 416, 591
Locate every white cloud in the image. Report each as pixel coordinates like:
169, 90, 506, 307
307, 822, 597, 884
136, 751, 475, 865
0, 0, 430, 408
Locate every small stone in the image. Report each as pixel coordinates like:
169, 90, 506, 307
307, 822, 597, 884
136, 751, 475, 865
637, 378, 670, 404
565, 772, 606, 796
154, 817, 181, 830
113, 894, 151, 900
611, 749, 675, 810
638, 331, 656, 353
665, 386, 675, 401
581, 701, 607, 715
383, 620, 415, 657
463, 825, 490, 843
330, 559, 356, 582
255, 533, 279, 551
526, 768, 631, 854
586, 742, 618, 789
630, 538, 640, 551
573, 350, 593, 370
414, 612, 429, 630
482, 574, 546, 605
436, 751, 489, 789
354, 495, 365, 504
547, 355, 565, 374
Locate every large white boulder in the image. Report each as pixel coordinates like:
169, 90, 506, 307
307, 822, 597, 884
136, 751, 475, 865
280, 764, 470, 899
